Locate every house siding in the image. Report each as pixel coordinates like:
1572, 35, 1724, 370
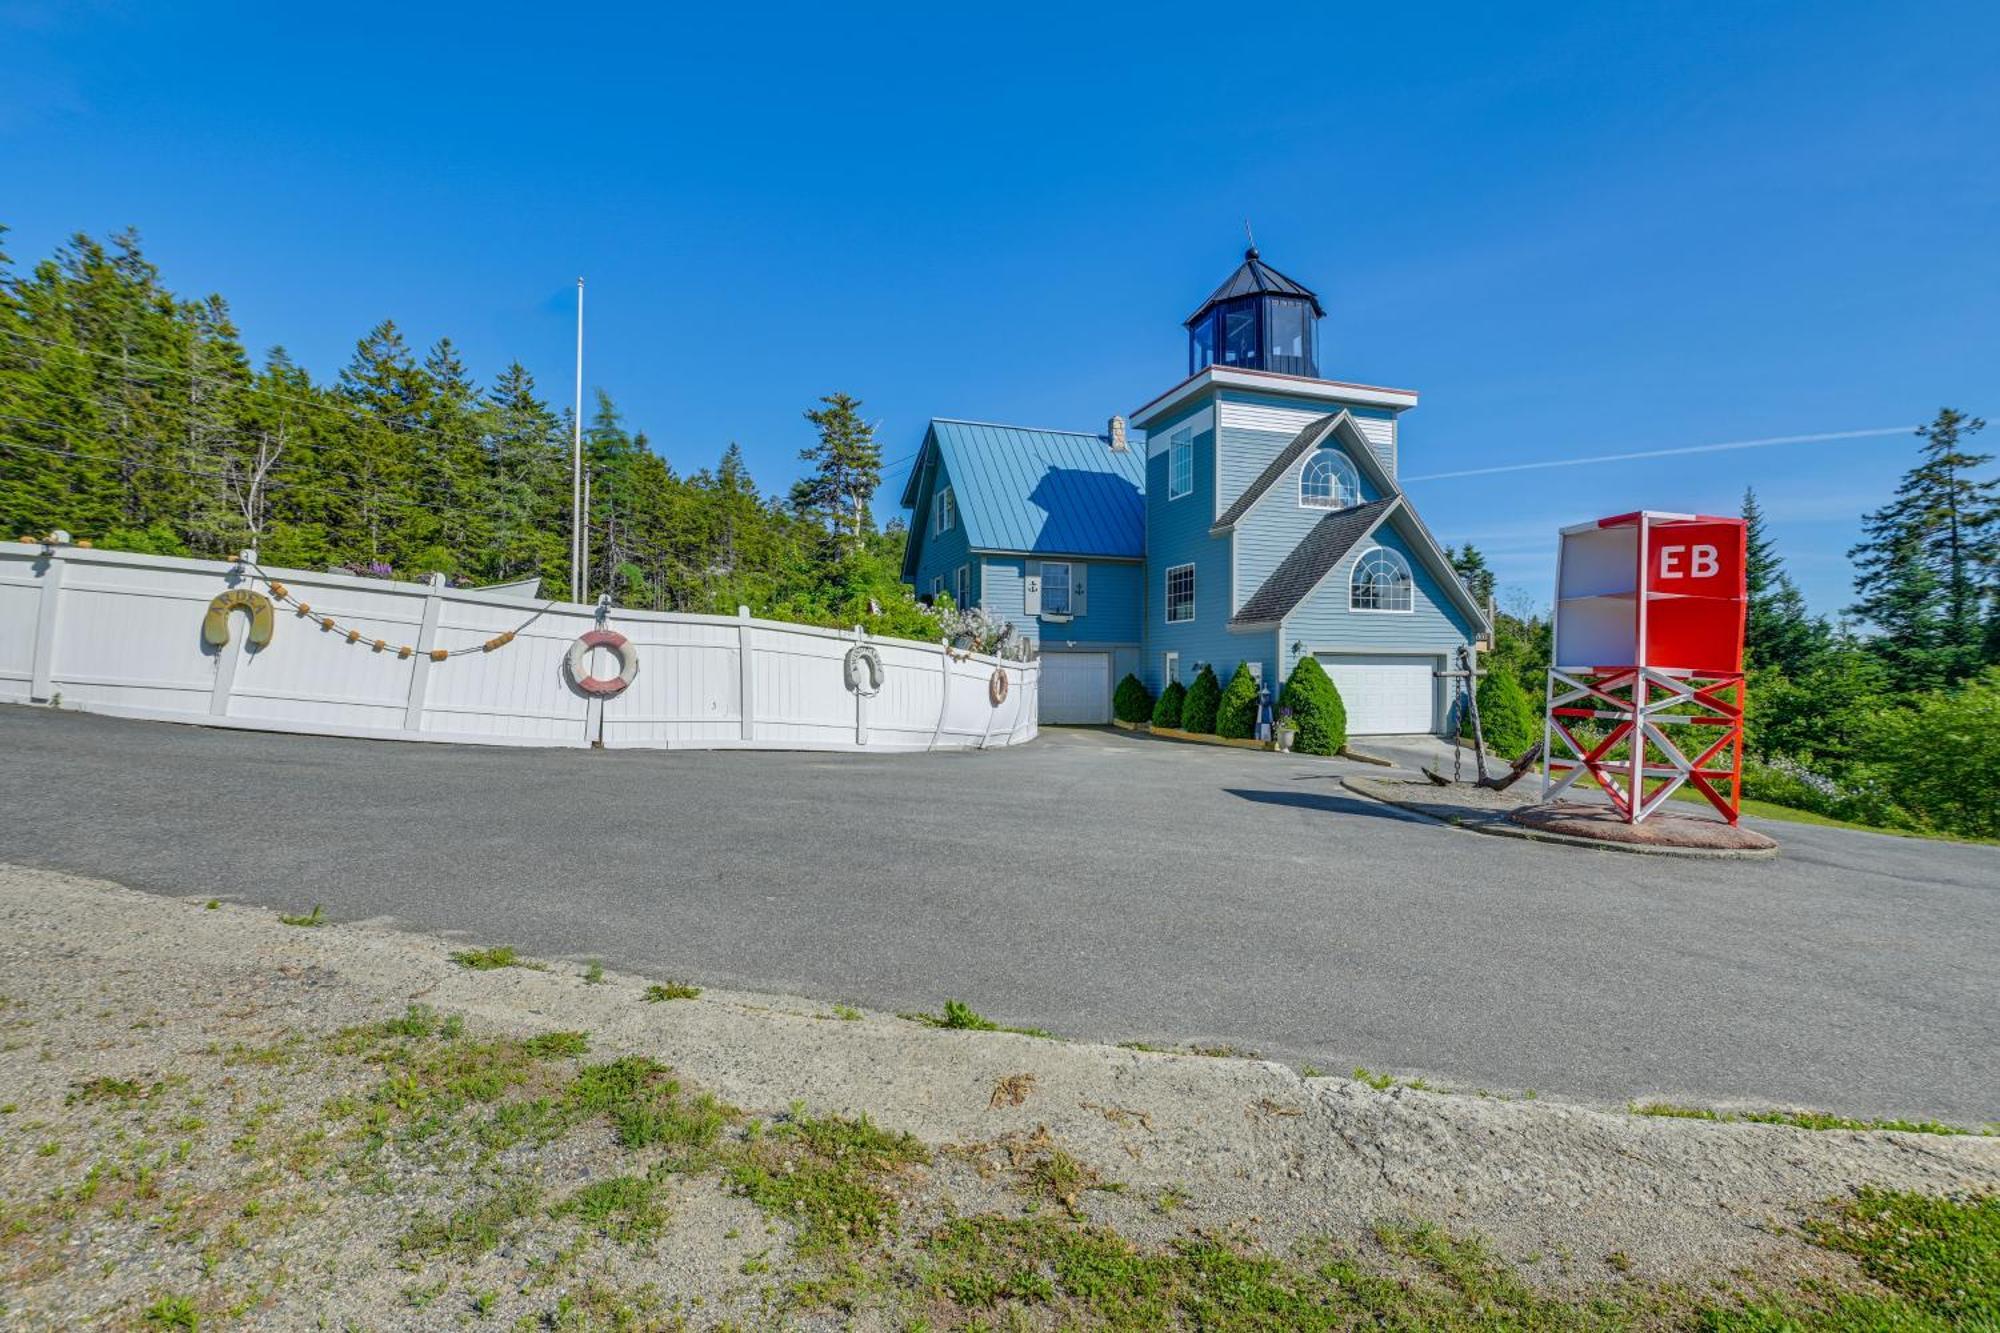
981, 556, 1142, 675
1230, 438, 1391, 611
908, 460, 973, 606
1216, 388, 1399, 500
1140, 392, 1275, 694
1278, 516, 1477, 732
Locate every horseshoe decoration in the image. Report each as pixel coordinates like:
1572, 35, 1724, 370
988, 667, 1010, 706
844, 644, 885, 697
202, 589, 275, 650
567, 629, 639, 697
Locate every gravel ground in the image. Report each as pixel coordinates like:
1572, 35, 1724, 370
2, 862, 1996, 1329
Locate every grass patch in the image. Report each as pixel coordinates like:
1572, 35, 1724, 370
142, 1294, 201, 1329
449, 945, 545, 971
904, 999, 1053, 1039
1631, 1101, 1981, 1137
643, 981, 700, 1002
728, 1111, 927, 1256
520, 1030, 590, 1060
67, 1076, 149, 1105
277, 904, 326, 927
398, 1180, 543, 1259
582, 959, 604, 985
555, 1175, 668, 1246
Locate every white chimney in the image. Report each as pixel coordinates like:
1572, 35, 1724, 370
1108, 415, 1128, 452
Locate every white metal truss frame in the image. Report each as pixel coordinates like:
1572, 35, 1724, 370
1542, 665, 1745, 824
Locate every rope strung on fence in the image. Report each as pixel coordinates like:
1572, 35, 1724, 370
239, 556, 565, 663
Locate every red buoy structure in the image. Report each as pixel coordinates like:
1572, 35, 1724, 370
1543, 511, 1748, 825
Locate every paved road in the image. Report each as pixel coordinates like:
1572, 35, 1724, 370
2, 706, 1994, 1122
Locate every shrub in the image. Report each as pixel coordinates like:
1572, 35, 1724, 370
1465, 666, 1538, 758
1113, 673, 1154, 724
1279, 658, 1346, 755
1180, 665, 1222, 734
1215, 662, 1260, 739
1151, 679, 1187, 728
1851, 670, 2000, 838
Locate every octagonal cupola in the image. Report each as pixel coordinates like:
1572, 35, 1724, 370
1184, 246, 1324, 378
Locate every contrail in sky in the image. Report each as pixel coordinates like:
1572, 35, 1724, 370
1400, 426, 1917, 482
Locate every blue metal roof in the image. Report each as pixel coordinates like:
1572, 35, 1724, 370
908, 419, 1146, 560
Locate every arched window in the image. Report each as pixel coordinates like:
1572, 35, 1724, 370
1299, 449, 1360, 510
1350, 545, 1413, 612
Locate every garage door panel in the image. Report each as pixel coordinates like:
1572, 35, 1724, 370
1317, 653, 1436, 734
1040, 652, 1110, 724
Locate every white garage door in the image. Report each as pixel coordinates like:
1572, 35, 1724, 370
1039, 651, 1111, 724
1317, 653, 1437, 735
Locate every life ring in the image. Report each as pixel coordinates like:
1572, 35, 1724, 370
567, 629, 638, 697
202, 590, 275, 650
989, 667, 1010, 706
844, 644, 884, 697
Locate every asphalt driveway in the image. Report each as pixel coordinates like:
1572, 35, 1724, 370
1, 706, 1993, 1122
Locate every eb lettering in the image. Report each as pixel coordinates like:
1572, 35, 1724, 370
1658, 544, 1718, 580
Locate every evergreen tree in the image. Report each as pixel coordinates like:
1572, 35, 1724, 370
1741, 487, 1827, 675
1449, 543, 1494, 606
796, 392, 881, 550
1849, 409, 1996, 687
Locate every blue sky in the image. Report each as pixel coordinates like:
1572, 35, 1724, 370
4, 2, 1995, 614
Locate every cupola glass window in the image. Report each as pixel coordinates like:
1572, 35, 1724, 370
1184, 248, 1325, 378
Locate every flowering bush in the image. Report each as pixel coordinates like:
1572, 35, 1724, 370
338, 560, 395, 580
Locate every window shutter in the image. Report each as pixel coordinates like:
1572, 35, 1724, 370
1072, 564, 1087, 617
1023, 561, 1041, 617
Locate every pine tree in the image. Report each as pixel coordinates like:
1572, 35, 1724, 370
1449, 543, 1494, 605
1848, 409, 1996, 688
797, 392, 881, 550
1741, 487, 1827, 676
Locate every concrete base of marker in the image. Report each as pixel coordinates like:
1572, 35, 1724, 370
1341, 775, 1779, 859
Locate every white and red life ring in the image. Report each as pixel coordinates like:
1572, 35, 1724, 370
989, 667, 1010, 706
567, 629, 639, 697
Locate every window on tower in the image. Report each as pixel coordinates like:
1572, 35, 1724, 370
1189, 315, 1215, 374
1264, 298, 1313, 376
1220, 301, 1258, 367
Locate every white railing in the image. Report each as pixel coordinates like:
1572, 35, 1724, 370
0, 542, 1038, 752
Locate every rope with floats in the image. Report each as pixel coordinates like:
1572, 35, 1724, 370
236, 555, 564, 662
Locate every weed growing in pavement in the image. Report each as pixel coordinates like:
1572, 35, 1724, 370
1631, 1101, 1983, 1137
142, 1294, 200, 1329
583, 959, 604, 984
448, 945, 546, 971
643, 981, 700, 1002
277, 904, 326, 927
904, 999, 1053, 1039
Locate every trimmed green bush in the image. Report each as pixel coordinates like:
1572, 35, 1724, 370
1151, 679, 1187, 729
1180, 664, 1222, 734
1215, 662, 1260, 739
1113, 673, 1154, 724
1465, 666, 1538, 758
1278, 657, 1346, 755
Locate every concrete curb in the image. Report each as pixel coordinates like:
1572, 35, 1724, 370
1340, 776, 1782, 860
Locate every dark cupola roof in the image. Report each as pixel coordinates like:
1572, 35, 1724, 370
1185, 247, 1325, 327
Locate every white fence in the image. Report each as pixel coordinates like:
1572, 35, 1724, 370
0, 542, 1038, 752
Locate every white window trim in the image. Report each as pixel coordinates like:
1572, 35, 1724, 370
1039, 560, 1073, 616
1349, 545, 1416, 614
929, 575, 946, 601
1168, 429, 1193, 501
1299, 449, 1360, 511
955, 563, 970, 608
1164, 562, 1196, 623
935, 486, 956, 535
1164, 651, 1179, 684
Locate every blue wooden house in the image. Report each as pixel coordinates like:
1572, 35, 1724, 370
900, 249, 1488, 732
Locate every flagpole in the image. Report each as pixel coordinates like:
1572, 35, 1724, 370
571, 277, 585, 603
